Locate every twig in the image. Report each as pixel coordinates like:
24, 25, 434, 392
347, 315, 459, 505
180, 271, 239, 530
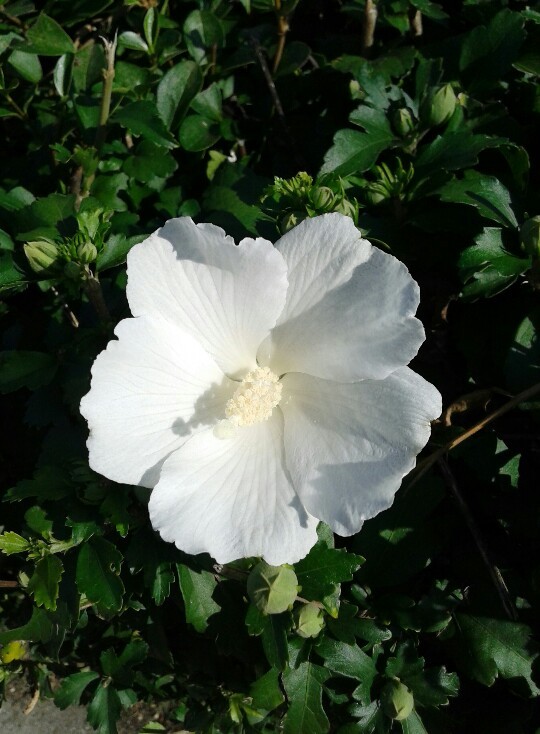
51, 285, 79, 329
0, 580, 19, 588
23, 688, 40, 715
361, 0, 378, 56
410, 10, 423, 37
409, 380, 540, 488
95, 34, 117, 152
272, 0, 289, 74
84, 272, 112, 326
250, 36, 304, 169
2, 92, 27, 120
438, 458, 517, 621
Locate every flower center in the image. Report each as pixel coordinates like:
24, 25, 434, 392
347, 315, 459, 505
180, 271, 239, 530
225, 366, 282, 427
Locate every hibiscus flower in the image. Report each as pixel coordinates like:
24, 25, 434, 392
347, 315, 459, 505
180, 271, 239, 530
80, 213, 441, 564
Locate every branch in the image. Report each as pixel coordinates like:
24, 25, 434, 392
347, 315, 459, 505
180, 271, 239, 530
438, 457, 517, 621
409, 380, 540, 488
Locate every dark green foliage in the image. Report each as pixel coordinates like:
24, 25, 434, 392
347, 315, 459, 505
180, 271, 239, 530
1, 1, 540, 732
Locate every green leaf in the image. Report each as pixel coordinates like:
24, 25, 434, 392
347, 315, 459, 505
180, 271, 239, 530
27, 555, 64, 611
458, 227, 529, 300
176, 564, 220, 632
76, 537, 125, 617
437, 172, 518, 228
117, 31, 148, 53
250, 668, 285, 712
320, 107, 396, 177
0, 531, 30, 555
0, 351, 57, 394
8, 49, 43, 82
247, 562, 299, 615
0, 606, 53, 646
55, 671, 100, 710
25, 13, 75, 56
96, 233, 145, 272
113, 101, 176, 149
316, 637, 376, 704
410, 0, 447, 20
183, 10, 224, 64
157, 60, 203, 129
7, 466, 72, 502
447, 613, 539, 696
504, 308, 540, 393
87, 683, 122, 734
282, 661, 330, 734
179, 114, 221, 152
191, 83, 222, 122
401, 710, 429, 734
123, 141, 177, 182
0, 251, 28, 294
101, 639, 149, 687
261, 613, 289, 671
416, 131, 506, 174
295, 544, 363, 602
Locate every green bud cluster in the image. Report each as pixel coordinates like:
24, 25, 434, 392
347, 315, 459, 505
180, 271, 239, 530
364, 159, 415, 206
264, 172, 359, 232
295, 601, 325, 638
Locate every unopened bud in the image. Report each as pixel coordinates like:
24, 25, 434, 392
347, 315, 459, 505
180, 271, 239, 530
334, 198, 357, 219
392, 108, 415, 138
295, 602, 325, 638
23, 240, 58, 274
365, 188, 386, 206
280, 211, 303, 232
309, 186, 335, 212
380, 679, 414, 721
77, 241, 98, 264
425, 84, 456, 127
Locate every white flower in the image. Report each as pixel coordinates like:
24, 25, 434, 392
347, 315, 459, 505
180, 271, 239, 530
80, 213, 441, 565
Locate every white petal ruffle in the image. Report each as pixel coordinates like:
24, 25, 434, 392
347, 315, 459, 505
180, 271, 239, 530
126, 217, 288, 378
258, 213, 425, 382
280, 367, 442, 535
148, 412, 318, 564
80, 316, 234, 487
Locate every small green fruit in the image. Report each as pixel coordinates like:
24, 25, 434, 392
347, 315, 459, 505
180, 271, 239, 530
23, 240, 58, 274
380, 678, 414, 721
247, 561, 299, 615
295, 602, 325, 638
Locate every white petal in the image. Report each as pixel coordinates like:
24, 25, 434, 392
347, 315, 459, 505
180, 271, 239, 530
258, 213, 425, 381
148, 413, 318, 564
126, 217, 288, 378
280, 368, 442, 535
80, 316, 235, 487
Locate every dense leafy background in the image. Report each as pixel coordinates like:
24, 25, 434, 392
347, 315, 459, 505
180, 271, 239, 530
1, 0, 540, 732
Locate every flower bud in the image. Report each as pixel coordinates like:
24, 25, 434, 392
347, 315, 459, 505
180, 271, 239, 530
77, 241, 98, 264
380, 678, 414, 721
425, 84, 456, 127
63, 261, 82, 280
23, 240, 59, 274
392, 108, 415, 138
309, 186, 335, 212
365, 188, 386, 206
520, 215, 540, 259
334, 198, 357, 219
247, 561, 299, 615
295, 602, 325, 638
280, 211, 303, 232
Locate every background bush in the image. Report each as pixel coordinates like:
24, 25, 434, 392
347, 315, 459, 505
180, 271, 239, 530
1, 0, 539, 732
